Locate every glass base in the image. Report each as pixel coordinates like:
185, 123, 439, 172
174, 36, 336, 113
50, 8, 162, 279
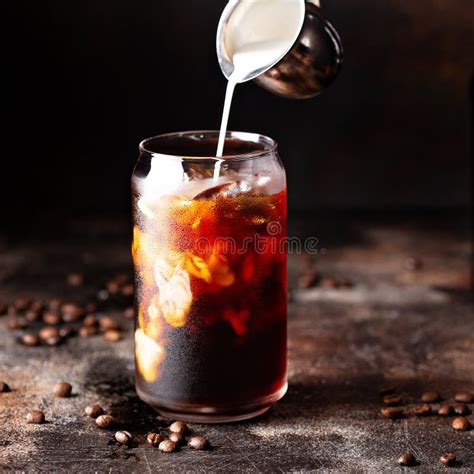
137, 382, 288, 424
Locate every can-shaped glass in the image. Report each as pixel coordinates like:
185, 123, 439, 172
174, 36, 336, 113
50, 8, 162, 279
132, 131, 287, 422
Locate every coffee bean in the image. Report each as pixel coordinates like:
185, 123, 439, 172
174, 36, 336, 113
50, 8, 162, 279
59, 326, 75, 339
22, 332, 40, 347
421, 391, 440, 403
79, 325, 99, 337
103, 329, 122, 342
44, 336, 61, 346
454, 403, 470, 415
169, 432, 184, 444
106, 281, 120, 294
383, 395, 401, 406
158, 439, 177, 453
25, 310, 42, 323
53, 381, 72, 398
39, 326, 59, 341
337, 279, 353, 288
43, 311, 61, 325
67, 273, 84, 287
14, 297, 32, 311
380, 407, 404, 419
84, 404, 104, 418
378, 384, 396, 396
61, 303, 84, 322
169, 421, 187, 434
297, 271, 319, 289
411, 404, 431, 416
85, 303, 97, 313
454, 390, 473, 403
438, 403, 453, 416
8, 318, 28, 330
49, 298, 63, 310
99, 316, 120, 332
404, 256, 423, 271
31, 301, 45, 312
121, 284, 134, 297
398, 452, 416, 466
440, 453, 456, 466
0, 382, 10, 392
321, 278, 337, 288
0, 303, 8, 315
7, 305, 19, 316
188, 436, 209, 450
83, 314, 98, 327
451, 416, 471, 431
95, 414, 115, 429
26, 410, 45, 424
115, 430, 133, 445
123, 307, 134, 319
146, 433, 164, 447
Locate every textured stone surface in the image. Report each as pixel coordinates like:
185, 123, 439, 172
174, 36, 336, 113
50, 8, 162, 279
0, 215, 472, 471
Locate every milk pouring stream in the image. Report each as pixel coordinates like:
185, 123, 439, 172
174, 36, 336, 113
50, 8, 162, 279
215, 0, 305, 168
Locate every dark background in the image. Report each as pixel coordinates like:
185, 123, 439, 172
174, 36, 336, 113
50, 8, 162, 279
3, 0, 473, 228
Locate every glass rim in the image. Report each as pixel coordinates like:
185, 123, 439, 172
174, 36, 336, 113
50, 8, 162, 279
139, 130, 278, 161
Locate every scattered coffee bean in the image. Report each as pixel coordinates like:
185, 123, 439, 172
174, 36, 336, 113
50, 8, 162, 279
79, 325, 99, 337
321, 278, 337, 288
61, 303, 84, 322
104, 329, 122, 342
22, 332, 40, 347
115, 430, 133, 445
169, 421, 187, 434
188, 436, 209, 450
421, 391, 440, 403
440, 453, 456, 466
297, 271, 319, 289
380, 407, 404, 419
83, 314, 98, 327
49, 298, 63, 310
106, 282, 120, 294
0, 382, 10, 392
99, 316, 120, 331
8, 318, 28, 330
121, 284, 134, 297
14, 297, 32, 311
53, 381, 72, 398
26, 410, 45, 424
383, 395, 401, 406
404, 256, 423, 271
67, 273, 84, 287
454, 403, 470, 415
85, 302, 97, 313
337, 279, 353, 288
39, 326, 59, 341
25, 310, 42, 323
59, 326, 75, 339
158, 439, 176, 453
43, 311, 61, 325
169, 432, 184, 444
398, 452, 416, 466
438, 403, 453, 416
146, 432, 164, 447
411, 404, 431, 416
454, 390, 473, 403
378, 384, 396, 396
84, 403, 104, 418
123, 307, 134, 319
31, 301, 45, 312
95, 414, 116, 429
44, 336, 61, 346
451, 416, 471, 431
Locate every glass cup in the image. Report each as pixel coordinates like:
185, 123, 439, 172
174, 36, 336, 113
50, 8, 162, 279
132, 131, 287, 422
